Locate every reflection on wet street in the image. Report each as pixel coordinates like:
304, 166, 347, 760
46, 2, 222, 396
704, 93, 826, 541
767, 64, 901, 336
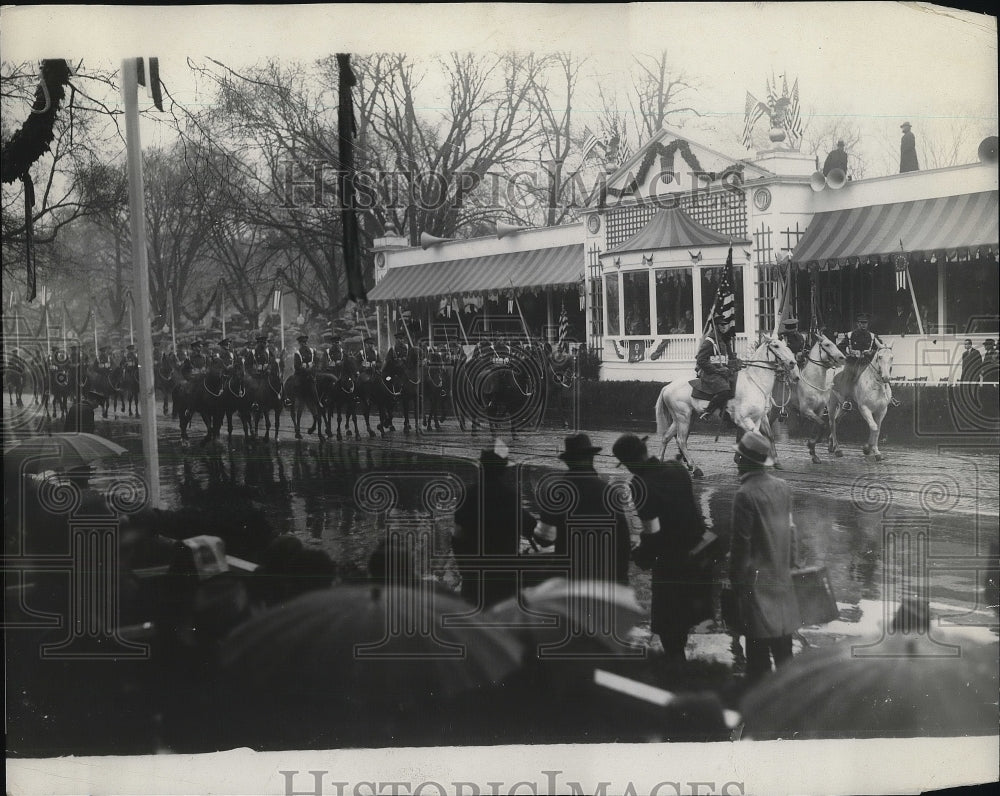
97, 417, 998, 613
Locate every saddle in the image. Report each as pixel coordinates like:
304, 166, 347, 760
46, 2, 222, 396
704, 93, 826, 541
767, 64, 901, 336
689, 379, 715, 401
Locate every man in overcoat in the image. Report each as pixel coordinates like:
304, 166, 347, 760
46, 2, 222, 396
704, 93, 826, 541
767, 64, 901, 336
982, 339, 999, 383
729, 431, 800, 683
452, 438, 536, 608
899, 121, 919, 173
533, 434, 632, 586
613, 434, 714, 664
960, 339, 982, 382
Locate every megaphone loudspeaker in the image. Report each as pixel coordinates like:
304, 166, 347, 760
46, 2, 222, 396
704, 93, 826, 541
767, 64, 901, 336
496, 221, 526, 239
810, 171, 827, 192
978, 136, 998, 164
827, 168, 847, 190
420, 232, 453, 250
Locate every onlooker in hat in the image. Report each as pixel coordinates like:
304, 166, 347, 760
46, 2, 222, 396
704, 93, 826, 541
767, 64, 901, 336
982, 339, 999, 384
960, 339, 983, 383
452, 438, 537, 608
63, 391, 99, 435
729, 431, 801, 684
533, 434, 631, 585
822, 139, 848, 178
899, 121, 919, 174
612, 434, 714, 665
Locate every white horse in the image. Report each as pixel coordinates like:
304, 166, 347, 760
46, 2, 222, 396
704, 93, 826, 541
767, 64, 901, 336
770, 332, 847, 464
827, 344, 894, 461
654, 335, 800, 477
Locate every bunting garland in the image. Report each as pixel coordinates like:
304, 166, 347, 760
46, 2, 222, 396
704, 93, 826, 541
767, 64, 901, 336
606, 138, 745, 198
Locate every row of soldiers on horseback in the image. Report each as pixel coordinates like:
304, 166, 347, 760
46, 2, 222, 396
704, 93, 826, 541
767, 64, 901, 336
694, 309, 901, 427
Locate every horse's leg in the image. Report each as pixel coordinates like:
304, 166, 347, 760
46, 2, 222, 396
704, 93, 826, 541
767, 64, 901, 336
800, 405, 825, 464
676, 415, 703, 478
859, 403, 887, 461
827, 394, 844, 457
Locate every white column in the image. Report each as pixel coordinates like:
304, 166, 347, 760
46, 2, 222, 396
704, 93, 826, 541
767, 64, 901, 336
122, 57, 161, 508
937, 260, 946, 334
692, 265, 703, 333
648, 266, 657, 336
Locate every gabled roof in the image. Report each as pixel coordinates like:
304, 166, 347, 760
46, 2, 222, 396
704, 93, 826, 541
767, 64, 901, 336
605, 205, 749, 255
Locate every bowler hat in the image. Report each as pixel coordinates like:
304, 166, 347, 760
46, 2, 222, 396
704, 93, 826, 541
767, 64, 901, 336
558, 433, 602, 461
612, 434, 649, 467
733, 432, 774, 467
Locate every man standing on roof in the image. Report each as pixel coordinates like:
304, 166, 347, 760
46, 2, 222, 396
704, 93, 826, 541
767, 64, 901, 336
899, 121, 919, 173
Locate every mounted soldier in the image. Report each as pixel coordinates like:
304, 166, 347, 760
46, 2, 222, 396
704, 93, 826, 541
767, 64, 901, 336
321, 334, 346, 376
385, 330, 414, 368
96, 344, 114, 373
697, 313, 741, 422
215, 338, 236, 374
358, 335, 381, 378
832, 313, 882, 408
293, 333, 318, 381
778, 317, 807, 368
250, 334, 276, 376
123, 343, 140, 368
183, 340, 208, 377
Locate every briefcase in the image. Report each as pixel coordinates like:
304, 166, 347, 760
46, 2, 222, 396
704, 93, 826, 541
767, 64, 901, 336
792, 566, 839, 626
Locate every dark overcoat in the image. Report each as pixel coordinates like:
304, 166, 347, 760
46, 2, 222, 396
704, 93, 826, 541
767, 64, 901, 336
729, 470, 800, 638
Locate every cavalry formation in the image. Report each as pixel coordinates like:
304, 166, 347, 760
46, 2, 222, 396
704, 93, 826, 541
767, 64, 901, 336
6, 319, 895, 474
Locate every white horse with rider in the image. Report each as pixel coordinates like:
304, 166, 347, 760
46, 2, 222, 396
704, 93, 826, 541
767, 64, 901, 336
769, 330, 847, 464
654, 333, 800, 477
827, 342, 894, 461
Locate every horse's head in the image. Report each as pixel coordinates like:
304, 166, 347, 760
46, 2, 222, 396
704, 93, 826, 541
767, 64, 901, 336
762, 335, 799, 383
814, 331, 847, 367
873, 343, 894, 383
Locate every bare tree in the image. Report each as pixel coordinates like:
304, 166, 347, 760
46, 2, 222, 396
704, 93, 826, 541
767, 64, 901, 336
799, 114, 868, 178
629, 50, 700, 141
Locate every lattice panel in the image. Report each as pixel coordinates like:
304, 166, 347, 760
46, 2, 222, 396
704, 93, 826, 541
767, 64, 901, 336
605, 191, 748, 249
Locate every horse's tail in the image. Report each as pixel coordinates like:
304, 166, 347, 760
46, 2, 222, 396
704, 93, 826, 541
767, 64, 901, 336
655, 387, 672, 438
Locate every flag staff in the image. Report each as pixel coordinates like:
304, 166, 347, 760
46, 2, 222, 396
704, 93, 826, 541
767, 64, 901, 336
122, 56, 161, 508
220, 279, 227, 341
92, 303, 99, 355
169, 289, 177, 352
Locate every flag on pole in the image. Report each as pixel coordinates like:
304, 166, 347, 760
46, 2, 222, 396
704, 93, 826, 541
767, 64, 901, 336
742, 92, 766, 150
580, 126, 603, 160
785, 78, 803, 147
615, 138, 632, 167
714, 247, 737, 328
272, 288, 282, 313
558, 301, 569, 343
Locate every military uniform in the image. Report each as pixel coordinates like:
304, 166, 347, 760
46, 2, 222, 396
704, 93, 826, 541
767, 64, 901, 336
183, 342, 208, 377
358, 337, 380, 383
778, 318, 807, 368
215, 339, 235, 372
833, 315, 881, 400
697, 320, 739, 420
251, 337, 276, 376
293, 336, 317, 390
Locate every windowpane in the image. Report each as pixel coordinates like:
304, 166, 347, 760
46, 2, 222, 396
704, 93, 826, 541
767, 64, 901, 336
622, 271, 651, 335
654, 267, 694, 334
700, 265, 744, 333
605, 274, 620, 336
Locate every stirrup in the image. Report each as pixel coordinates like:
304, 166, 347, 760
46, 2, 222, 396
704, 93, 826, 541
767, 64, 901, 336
890, 397, 901, 407
699, 411, 712, 422
841, 401, 853, 412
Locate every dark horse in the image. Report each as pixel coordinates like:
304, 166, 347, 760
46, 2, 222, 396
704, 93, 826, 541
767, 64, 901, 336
316, 357, 362, 441
244, 359, 285, 441
282, 369, 326, 441
110, 361, 141, 417
173, 367, 226, 445
421, 348, 451, 431
222, 359, 252, 438
354, 357, 390, 439
382, 348, 422, 435
477, 343, 539, 438
6, 353, 26, 408
154, 354, 177, 416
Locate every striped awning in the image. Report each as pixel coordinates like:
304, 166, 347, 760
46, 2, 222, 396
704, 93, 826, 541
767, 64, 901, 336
367, 244, 583, 302
606, 206, 749, 255
793, 191, 999, 266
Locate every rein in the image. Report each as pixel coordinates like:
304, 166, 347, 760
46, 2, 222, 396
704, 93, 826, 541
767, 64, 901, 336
203, 376, 224, 398
227, 376, 246, 399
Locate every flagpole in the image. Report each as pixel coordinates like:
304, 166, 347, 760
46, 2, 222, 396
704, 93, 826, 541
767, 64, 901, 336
220, 279, 226, 340
169, 290, 177, 352
507, 279, 531, 341
279, 291, 285, 355
454, 303, 470, 346
93, 304, 99, 356
900, 240, 924, 336
122, 56, 161, 509
62, 304, 67, 347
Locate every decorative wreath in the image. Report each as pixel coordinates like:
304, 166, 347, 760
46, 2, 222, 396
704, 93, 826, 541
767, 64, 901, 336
606, 138, 744, 199
1, 60, 73, 185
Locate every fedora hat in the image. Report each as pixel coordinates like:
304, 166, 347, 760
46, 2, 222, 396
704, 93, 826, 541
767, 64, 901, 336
612, 434, 649, 467
900, 121, 912, 130
733, 431, 774, 467
558, 433, 602, 461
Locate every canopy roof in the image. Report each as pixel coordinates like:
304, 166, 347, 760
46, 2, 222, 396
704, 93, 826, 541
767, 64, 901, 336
605, 206, 749, 255
792, 190, 999, 266
367, 244, 583, 303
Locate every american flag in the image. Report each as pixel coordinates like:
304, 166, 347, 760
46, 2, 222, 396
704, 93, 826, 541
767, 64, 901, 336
557, 301, 569, 343
785, 78, 803, 148
580, 126, 603, 160
742, 92, 766, 150
714, 247, 737, 328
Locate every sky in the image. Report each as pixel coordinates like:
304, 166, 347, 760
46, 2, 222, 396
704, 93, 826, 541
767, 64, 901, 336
2, 3, 997, 170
